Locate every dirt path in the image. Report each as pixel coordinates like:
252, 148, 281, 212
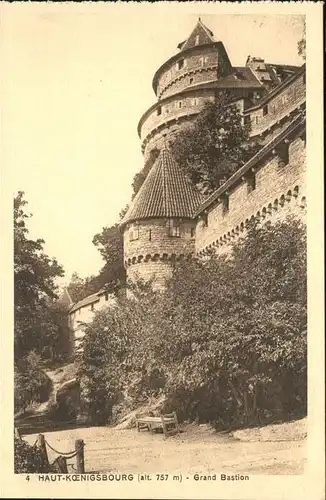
23, 424, 306, 475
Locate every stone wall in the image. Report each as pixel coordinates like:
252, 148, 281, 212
124, 218, 196, 287
155, 46, 220, 99
246, 72, 305, 139
140, 70, 305, 161
139, 89, 215, 144
195, 134, 306, 256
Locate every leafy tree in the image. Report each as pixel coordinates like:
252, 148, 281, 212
170, 94, 261, 194
297, 20, 306, 61
14, 352, 53, 414
78, 217, 307, 428
14, 192, 65, 361
66, 272, 99, 303
160, 217, 307, 425
132, 147, 160, 198
92, 223, 126, 288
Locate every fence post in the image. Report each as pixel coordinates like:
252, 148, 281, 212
14, 427, 22, 441
37, 434, 49, 467
57, 456, 68, 473
75, 439, 85, 473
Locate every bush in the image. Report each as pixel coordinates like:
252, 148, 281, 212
14, 352, 53, 414
78, 218, 307, 429
14, 437, 55, 473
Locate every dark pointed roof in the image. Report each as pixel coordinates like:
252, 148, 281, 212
178, 18, 216, 51
120, 149, 204, 227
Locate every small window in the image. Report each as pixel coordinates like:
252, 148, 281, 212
190, 228, 195, 238
157, 106, 162, 116
195, 35, 200, 45
149, 229, 152, 241
193, 98, 198, 106
247, 172, 256, 193
177, 59, 184, 70
129, 223, 139, 241
189, 77, 194, 84
255, 116, 259, 124
90, 303, 94, 312
263, 105, 268, 116
105, 293, 109, 302
178, 101, 182, 108
168, 219, 181, 238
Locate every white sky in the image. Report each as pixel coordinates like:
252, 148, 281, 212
1, 3, 305, 285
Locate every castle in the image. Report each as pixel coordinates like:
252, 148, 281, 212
68, 18, 306, 352
120, 18, 306, 290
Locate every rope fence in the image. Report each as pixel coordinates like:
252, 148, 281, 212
15, 427, 85, 473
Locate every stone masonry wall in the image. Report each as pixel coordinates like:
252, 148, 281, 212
124, 218, 196, 263
156, 46, 220, 99
195, 135, 306, 255
140, 89, 215, 143
247, 73, 305, 138
124, 218, 196, 287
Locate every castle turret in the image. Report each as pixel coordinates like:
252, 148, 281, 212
120, 149, 203, 290
138, 18, 266, 161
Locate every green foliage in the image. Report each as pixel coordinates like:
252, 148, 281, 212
78, 217, 307, 428
14, 437, 55, 473
14, 352, 53, 414
170, 94, 261, 193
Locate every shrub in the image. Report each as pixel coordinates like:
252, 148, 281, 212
14, 352, 53, 414
14, 437, 55, 473
78, 218, 307, 429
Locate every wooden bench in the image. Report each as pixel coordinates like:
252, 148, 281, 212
136, 412, 180, 438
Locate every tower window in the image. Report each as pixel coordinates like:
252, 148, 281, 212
157, 106, 162, 116
177, 59, 185, 70
129, 223, 139, 241
263, 105, 268, 116
168, 219, 181, 238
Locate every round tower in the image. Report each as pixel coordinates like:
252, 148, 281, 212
138, 18, 265, 161
120, 149, 203, 290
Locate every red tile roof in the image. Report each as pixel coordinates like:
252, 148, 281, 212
120, 149, 204, 227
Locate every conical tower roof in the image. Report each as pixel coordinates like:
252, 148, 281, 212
120, 149, 204, 227
178, 18, 216, 51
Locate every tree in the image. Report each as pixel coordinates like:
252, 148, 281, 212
160, 217, 307, 425
14, 352, 53, 414
170, 94, 261, 194
297, 20, 306, 61
14, 192, 65, 361
92, 223, 126, 287
77, 217, 307, 428
131, 147, 160, 198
